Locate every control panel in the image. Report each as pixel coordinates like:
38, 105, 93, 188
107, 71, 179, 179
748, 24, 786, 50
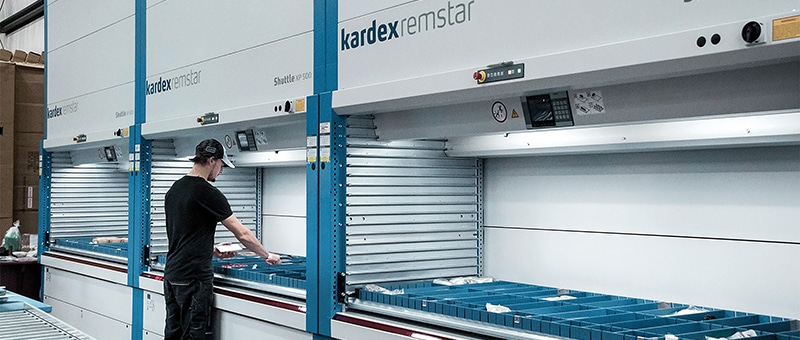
473, 63, 525, 84
197, 112, 219, 125
521, 91, 574, 129
235, 129, 257, 152
73, 134, 87, 143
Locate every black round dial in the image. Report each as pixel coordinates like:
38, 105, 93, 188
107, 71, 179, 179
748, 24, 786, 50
741, 21, 761, 43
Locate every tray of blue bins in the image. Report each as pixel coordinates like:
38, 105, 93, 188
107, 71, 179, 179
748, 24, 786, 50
53, 237, 128, 258
359, 280, 800, 340
213, 254, 306, 290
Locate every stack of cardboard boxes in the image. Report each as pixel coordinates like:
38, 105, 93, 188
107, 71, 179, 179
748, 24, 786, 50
0, 49, 45, 239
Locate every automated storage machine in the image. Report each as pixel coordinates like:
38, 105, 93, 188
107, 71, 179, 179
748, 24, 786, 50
139, 1, 314, 338
42, 1, 137, 338
327, 1, 800, 339
137, 1, 314, 338
43, 1, 314, 339
40, 1, 799, 340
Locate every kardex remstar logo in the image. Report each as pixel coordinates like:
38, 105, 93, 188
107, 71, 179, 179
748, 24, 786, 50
340, 0, 475, 51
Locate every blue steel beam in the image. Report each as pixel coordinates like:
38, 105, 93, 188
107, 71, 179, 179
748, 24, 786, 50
36, 142, 50, 301
308, 0, 342, 338
129, 2, 147, 339
305, 93, 321, 335
317, 92, 346, 338
37, 1, 50, 302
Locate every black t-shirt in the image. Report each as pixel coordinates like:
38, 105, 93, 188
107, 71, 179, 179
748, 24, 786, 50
164, 176, 233, 281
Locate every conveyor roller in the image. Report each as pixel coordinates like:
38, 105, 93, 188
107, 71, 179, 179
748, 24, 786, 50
0, 306, 94, 340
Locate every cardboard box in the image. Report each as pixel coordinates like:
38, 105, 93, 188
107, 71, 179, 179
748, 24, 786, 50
11, 210, 37, 236
0, 63, 15, 126
13, 65, 44, 134
0, 217, 10, 230
11, 50, 26, 63
0, 115, 12, 220
13, 184, 37, 211
24, 52, 40, 64
12, 104, 42, 134
13, 133, 40, 185
0, 163, 11, 220
0, 49, 12, 62
0, 61, 43, 236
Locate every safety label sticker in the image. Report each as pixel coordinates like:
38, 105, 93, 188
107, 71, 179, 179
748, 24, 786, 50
572, 91, 605, 115
773, 15, 800, 41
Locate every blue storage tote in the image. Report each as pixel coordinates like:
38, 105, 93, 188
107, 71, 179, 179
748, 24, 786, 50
611, 301, 687, 313
747, 320, 800, 333
633, 321, 731, 338
777, 330, 800, 340
706, 315, 785, 328
351, 279, 797, 340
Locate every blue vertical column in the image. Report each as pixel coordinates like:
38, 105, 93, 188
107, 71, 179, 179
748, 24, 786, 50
128, 126, 150, 340
308, 0, 342, 338
305, 93, 321, 335
128, 1, 148, 339
316, 92, 346, 338
307, 0, 324, 336
37, 10, 51, 288
37, 1, 51, 299
37, 144, 51, 268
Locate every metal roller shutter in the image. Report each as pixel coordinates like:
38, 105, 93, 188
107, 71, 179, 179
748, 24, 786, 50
149, 139, 260, 269
345, 116, 483, 286
49, 152, 129, 240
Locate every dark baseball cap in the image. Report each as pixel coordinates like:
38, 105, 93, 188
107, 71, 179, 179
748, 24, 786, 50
194, 139, 235, 168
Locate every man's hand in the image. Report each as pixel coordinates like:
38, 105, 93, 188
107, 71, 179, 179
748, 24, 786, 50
265, 252, 281, 265
213, 242, 237, 259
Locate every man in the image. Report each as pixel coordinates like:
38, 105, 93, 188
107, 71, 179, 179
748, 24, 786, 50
163, 138, 281, 339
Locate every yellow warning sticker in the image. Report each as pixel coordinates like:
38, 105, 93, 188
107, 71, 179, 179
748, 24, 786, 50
511, 109, 519, 118
773, 15, 800, 41
307, 148, 316, 163
320, 148, 330, 163
295, 98, 306, 113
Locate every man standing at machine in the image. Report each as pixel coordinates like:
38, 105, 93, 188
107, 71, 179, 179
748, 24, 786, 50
163, 138, 281, 340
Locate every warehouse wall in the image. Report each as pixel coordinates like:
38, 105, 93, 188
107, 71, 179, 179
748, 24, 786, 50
482, 145, 800, 319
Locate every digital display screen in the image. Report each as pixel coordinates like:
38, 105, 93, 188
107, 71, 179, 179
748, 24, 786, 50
529, 96, 554, 125
236, 129, 257, 152
521, 91, 574, 129
103, 146, 117, 162
237, 133, 249, 148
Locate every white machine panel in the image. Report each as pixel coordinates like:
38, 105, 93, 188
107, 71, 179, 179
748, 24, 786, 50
142, 290, 166, 338
143, 330, 164, 340
216, 311, 311, 340
214, 288, 306, 334
338, 0, 409, 22
40, 253, 128, 285
335, 0, 800, 114
46, 0, 134, 51
43, 266, 133, 339
143, 0, 314, 131
44, 296, 133, 340
331, 313, 491, 340
142, 277, 309, 338
45, 2, 135, 150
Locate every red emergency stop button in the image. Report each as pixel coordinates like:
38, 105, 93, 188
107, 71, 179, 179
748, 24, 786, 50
473, 70, 486, 83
